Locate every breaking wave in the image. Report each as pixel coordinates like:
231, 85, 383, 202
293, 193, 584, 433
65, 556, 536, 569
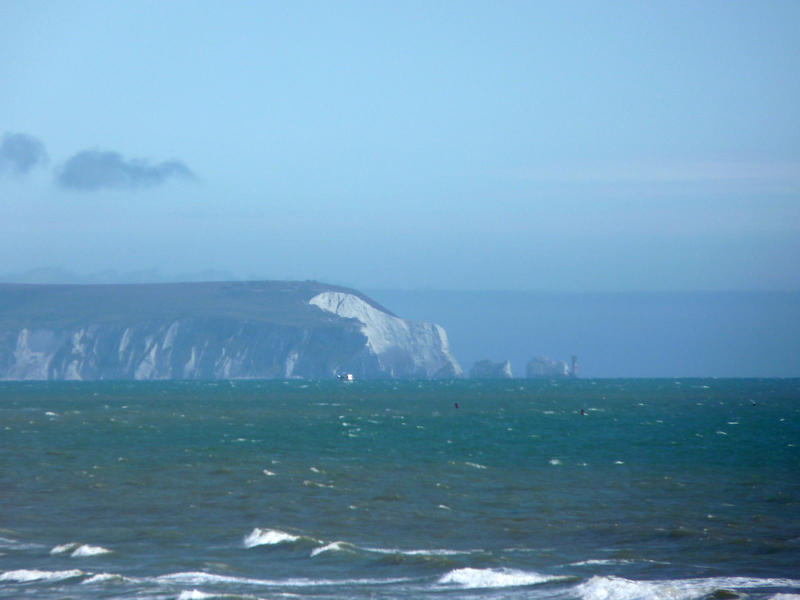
309, 541, 356, 557
0, 569, 84, 583
71, 544, 112, 557
575, 575, 800, 600
242, 528, 304, 548
155, 570, 409, 588
438, 567, 566, 589
177, 591, 263, 600
50, 542, 112, 557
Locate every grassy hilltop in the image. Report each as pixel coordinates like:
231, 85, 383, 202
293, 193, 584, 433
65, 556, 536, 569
0, 280, 395, 330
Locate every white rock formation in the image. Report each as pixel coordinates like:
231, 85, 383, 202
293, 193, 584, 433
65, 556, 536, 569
309, 291, 462, 378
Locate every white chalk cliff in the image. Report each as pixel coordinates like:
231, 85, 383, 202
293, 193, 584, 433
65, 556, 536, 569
309, 291, 462, 378
0, 281, 462, 380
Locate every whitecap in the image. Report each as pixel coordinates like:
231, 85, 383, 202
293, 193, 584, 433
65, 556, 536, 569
359, 545, 478, 559
71, 544, 112, 557
465, 462, 487, 470
81, 572, 137, 584
156, 572, 270, 586
50, 542, 81, 554
549, 458, 562, 466
401, 548, 474, 556
310, 541, 354, 557
177, 590, 255, 600
156, 571, 409, 588
438, 567, 563, 589
570, 558, 635, 566
575, 575, 680, 600
569, 558, 669, 567
302, 480, 334, 489
574, 575, 800, 600
0, 568, 83, 582
242, 528, 299, 548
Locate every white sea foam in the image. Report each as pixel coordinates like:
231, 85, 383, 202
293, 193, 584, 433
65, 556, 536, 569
302, 480, 334, 488
177, 591, 216, 600
575, 575, 800, 600
50, 542, 81, 554
71, 544, 112, 557
156, 571, 409, 588
177, 590, 261, 600
465, 462, 487, 470
242, 528, 299, 548
570, 558, 636, 566
156, 572, 270, 586
51, 542, 111, 556
365, 546, 474, 556
770, 595, 800, 600
310, 541, 354, 557
81, 572, 136, 584
402, 548, 472, 556
438, 567, 562, 588
0, 568, 83, 582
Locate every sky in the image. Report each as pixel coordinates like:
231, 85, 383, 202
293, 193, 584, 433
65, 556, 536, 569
2, 0, 799, 291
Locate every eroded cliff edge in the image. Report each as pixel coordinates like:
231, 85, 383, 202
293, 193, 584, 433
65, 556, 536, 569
0, 281, 462, 380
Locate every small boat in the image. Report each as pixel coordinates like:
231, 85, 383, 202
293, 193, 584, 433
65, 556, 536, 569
336, 372, 355, 382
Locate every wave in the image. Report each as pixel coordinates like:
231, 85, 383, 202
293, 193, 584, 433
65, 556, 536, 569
71, 544, 112, 557
0, 536, 44, 551
567, 558, 669, 567
154, 571, 410, 588
438, 567, 566, 589
575, 575, 800, 600
81, 572, 137, 584
310, 541, 356, 557
246, 529, 475, 562
242, 528, 306, 548
465, 462, 487, 470
155, 572, 273, 587
50, 542, 81, 554
364, 546, 475, 557
569, 559, 636, 567
50, 542, 112, 557
177, 590, 263, 600
0, 568, 84, 583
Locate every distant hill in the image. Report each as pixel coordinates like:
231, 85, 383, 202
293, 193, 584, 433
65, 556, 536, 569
0, 281, 461, 380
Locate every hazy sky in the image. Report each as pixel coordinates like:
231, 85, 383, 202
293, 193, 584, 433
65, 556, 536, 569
2, 1, 799, 291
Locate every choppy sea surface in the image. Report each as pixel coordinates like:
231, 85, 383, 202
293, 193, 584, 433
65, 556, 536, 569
1, 379, 798, 600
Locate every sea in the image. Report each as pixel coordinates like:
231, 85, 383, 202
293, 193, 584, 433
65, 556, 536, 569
1, 378, 798, 600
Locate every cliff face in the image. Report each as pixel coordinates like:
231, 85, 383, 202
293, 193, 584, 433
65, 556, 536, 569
309, 291, 461, 379
0, 281, 461, 381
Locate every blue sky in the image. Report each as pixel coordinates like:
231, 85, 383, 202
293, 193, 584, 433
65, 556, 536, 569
2, 0, 798, 290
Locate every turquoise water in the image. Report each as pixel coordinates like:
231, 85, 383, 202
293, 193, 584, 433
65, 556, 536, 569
1, 379, 798, 599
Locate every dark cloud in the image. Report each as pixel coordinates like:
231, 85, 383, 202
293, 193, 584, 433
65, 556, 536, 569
0, 132, 48, 174
56, 150, 195, 191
